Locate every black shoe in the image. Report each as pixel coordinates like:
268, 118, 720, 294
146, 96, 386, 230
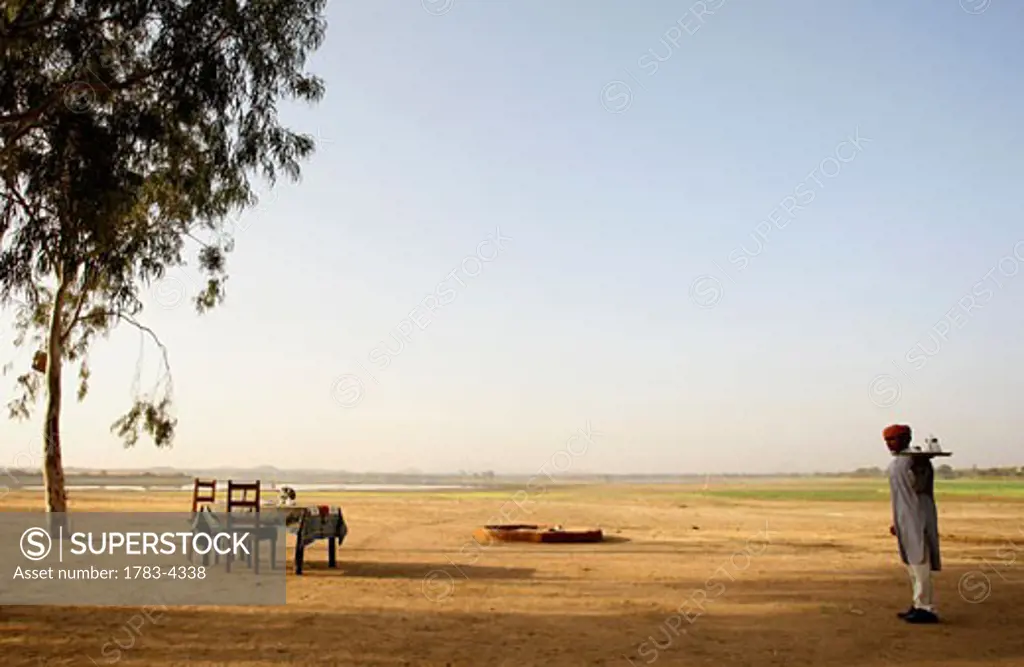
903, 608, 939, 624
897, 606, 916, 619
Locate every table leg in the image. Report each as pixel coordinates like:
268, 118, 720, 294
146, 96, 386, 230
294, 512, 307, 575
328, 536, 337, 568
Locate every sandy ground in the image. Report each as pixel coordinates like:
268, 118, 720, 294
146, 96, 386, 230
1, 484, 1023, 666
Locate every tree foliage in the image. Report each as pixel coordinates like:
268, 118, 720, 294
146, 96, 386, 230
0, 0, 327, 448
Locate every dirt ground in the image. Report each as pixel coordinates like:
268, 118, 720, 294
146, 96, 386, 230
2, 484, 1023, 666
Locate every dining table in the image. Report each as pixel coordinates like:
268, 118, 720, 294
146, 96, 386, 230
190, 503, 348, 575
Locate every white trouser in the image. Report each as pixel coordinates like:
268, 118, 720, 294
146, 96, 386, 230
907, 562, 935, 612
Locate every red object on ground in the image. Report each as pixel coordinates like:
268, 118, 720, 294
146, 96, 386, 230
473, 524, 604, 544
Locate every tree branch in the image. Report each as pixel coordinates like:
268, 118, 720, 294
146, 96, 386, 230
1, 21, 235, 159
0, 0, 70, 38
0, 89, 65, 127
60, 266, 92, 344
2, 178, 42, 220
101, 310, 171, 375
184, 231, 216, 248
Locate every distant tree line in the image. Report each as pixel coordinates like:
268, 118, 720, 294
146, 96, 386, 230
844, 465, 1024, 479
457, 470, 496, 480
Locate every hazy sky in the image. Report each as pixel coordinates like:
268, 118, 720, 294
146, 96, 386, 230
2, 0, 1024, 475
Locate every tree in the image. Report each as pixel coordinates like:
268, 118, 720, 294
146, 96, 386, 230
0, 0, 328, 521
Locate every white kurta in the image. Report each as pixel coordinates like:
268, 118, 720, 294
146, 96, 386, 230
887, 455, 941, 571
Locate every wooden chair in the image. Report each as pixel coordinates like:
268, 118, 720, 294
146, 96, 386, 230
191, 478, 217, 514
224, 480, 278, 572
189, 479, 220, 566
226, 479, 260, 513
189, 479, 219, 565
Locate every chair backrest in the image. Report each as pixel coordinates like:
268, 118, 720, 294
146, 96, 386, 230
226, 480, 261, 513
191, 478, 217, 514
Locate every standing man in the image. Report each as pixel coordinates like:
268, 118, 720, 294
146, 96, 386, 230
883, 424, 941, 624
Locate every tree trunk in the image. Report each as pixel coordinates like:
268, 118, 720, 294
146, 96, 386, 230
43, 275, 70, 526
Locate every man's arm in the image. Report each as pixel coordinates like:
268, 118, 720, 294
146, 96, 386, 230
910, 458, 934, 496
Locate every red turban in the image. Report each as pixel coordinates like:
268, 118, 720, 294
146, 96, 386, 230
883, 424, 911, 441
